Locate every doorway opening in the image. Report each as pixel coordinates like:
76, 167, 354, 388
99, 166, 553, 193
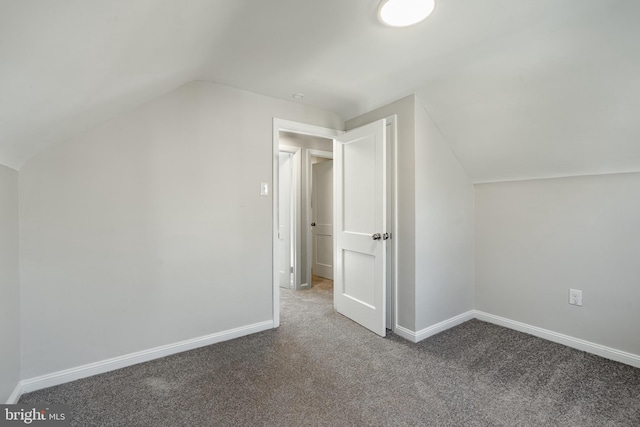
277, 130, 334, 292
272, 118, 397, 335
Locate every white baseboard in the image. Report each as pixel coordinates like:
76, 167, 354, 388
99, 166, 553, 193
394, 311, 475, 343
415, 311, 475, 342
393, 310, 640, 369
393, 325, 418, 342
18, 320, 274, 396
12, 310, 640, 403
6, 382, 23, 404
474, 311, 640, 369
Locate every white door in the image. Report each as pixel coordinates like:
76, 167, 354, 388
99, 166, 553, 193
278, 152, 292, 288
312, 160, 333, 280
334, 119, 387, 337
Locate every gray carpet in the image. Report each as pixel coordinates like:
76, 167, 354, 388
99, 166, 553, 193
20, 283, 640, 426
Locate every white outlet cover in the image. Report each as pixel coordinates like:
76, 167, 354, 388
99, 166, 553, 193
569, 288, 583, 307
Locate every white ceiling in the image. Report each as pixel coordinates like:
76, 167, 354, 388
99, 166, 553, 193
2, 0, 639, 182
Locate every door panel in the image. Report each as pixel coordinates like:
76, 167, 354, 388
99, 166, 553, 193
343, 141, 376, 234
343, 250, 376, 307
334, 119, 386, 337
312, 160, 333, 280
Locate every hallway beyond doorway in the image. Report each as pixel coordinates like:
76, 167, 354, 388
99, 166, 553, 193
311, 274, 332, 292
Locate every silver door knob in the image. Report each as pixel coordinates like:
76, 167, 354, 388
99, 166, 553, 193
311, 222, 316, 227
383, 233, 390, 240
372, 233, 381, 240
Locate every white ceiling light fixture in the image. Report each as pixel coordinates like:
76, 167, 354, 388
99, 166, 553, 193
379, 0, 435, 27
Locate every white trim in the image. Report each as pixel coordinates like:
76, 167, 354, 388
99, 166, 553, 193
393, 310, 640, 368
472, 170, 640, 185
273, 119, 342, 328
276, 119, 342, 139
393, 325, 418, 342
394, 311, 475, 343
10, 311, 640, 401
385, 115, 397, 333
6, 382, 23, 404
18, 320, 273, 395
278, 146, 301, 289
415, 311, 475, 342
474, 311, 640, 368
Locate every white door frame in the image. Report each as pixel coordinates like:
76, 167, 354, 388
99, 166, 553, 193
273, 119, 342, 328
272, 117, 397, 333
305, 149, 333, 289
384, 115, 398, 332
273, 145, 302, 287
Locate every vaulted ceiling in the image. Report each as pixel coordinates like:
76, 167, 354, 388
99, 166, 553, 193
2, 0, 639, 182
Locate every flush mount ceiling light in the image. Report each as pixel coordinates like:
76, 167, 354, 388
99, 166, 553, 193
379, 0, 435, 27
292, 92, 305, 99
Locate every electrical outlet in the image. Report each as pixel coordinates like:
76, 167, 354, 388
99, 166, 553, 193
569, 288, 583, 307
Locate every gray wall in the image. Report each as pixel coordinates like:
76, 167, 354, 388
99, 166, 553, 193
0, 165, 20, 402
279, 132, 333, 287
346, 95, 416, 331
19, 81, 342, 379
476, 173, 640, 355
414, 98, 475, 331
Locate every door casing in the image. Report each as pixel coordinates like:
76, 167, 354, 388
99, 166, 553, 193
278, 146, 301, 290
278, 150, 295, 288
272, 120, 341, 328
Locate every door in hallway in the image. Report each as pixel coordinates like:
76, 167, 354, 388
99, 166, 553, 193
311, 159, 333, 280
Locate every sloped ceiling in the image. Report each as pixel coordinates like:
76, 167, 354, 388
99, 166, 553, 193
1, 0, 639, 182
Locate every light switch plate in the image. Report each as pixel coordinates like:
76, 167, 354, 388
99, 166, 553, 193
260, 182, 269, 196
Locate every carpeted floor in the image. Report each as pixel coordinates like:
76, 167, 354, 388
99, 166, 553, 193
20, 280, 640, 426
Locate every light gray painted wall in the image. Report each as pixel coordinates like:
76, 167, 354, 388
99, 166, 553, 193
346, 95, 416, 330
278, 132, 333, 287
476, 173, 640, 356
0, 165, 20, 402
19, 81, 342, 379
414, 99, 475, 331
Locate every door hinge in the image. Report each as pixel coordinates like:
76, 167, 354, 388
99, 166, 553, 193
290, 266, 294, 273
